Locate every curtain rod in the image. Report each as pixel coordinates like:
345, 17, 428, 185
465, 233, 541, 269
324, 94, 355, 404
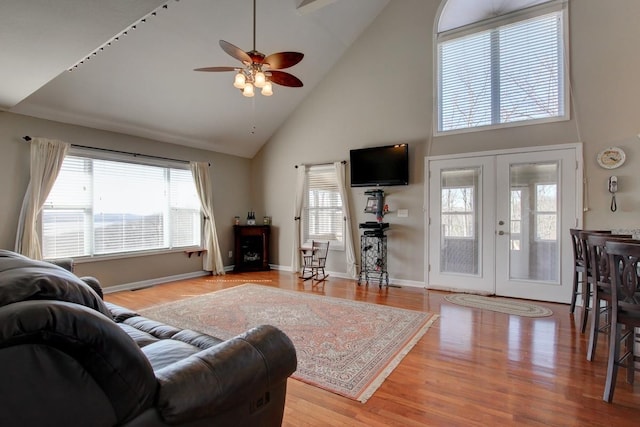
295, 160, 346, 168
22, 136, 209, 166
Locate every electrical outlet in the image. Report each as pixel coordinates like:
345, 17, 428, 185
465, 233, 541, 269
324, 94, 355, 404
228, 250, 233, 258
397, 209, 409, 218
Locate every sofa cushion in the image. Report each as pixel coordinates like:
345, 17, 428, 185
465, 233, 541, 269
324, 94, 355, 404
117, 323, 162, 348
0, 250, 111, 318
142, 340, 204, 371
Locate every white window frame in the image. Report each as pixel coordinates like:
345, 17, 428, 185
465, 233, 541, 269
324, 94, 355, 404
41, 148, 203, 260
302, 165, 345, 251
434, 0, 570, 136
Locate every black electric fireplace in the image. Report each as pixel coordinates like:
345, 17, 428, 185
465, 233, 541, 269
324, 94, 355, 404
233, 225, 270, 271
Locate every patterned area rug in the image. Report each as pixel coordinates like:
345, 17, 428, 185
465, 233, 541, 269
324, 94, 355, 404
444, 293, 553, 317
140, 284, 438, 402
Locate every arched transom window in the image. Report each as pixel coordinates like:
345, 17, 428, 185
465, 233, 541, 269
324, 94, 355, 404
435, 0, 569, 134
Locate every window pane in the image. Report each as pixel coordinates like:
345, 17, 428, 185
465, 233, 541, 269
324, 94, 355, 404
440, 31, 492, 131
536, 214, 557, 241
93, 160, 166, 254
536, 184, 557, 211
42, 210, 90, 258
438, 8, 565, 132
42, 155, 201, 259
170, 169, 201, 248
43, 156, 92, 258
440, 168, 479, 275
500, 14, 563, 123
441, 187, 474, 212
303, 166, 344, 246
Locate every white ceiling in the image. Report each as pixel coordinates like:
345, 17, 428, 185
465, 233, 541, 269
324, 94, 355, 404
3, 0, 389, 158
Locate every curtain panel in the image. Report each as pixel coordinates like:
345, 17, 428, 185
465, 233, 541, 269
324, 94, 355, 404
291, 165, 307, 272
334, 161, 357, 278
15, 137, 70, 260
190, 161, 225, 274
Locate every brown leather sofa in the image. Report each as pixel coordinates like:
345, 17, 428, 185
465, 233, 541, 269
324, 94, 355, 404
0, 250, 297, 426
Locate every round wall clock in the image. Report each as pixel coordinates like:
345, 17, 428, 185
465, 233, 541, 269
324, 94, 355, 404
597, 146, 626, 169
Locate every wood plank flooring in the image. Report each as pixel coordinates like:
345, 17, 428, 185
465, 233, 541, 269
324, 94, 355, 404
104, 271, 640, 426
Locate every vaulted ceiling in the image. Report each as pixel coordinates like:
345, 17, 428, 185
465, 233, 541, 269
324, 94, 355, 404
2, 0, 389, 157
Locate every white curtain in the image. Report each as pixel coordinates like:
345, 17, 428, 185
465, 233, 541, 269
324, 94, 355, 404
190, 161, 225, 274
334, 161, 357, 278
291, 165, 306, 273
15, 138, 70, 260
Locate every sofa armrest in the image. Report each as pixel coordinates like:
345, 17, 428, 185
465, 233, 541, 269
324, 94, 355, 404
79, 276, 103, 299
153, 324, 297, 425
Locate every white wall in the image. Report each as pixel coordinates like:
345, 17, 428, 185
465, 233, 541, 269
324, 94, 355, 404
252, 0, 640, 283
0, 112, 252, 288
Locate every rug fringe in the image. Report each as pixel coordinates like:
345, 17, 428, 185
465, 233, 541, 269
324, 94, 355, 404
356, 314, 440, 403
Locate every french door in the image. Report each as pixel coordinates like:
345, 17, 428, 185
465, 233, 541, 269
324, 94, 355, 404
426, 145, 582, 303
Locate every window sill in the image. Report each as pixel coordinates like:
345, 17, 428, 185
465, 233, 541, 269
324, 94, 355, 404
58, 247, 202, 264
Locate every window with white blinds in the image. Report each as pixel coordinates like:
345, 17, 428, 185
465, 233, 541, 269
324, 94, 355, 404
303, 165, 344, 249
42, 154, 201, 259
437, 2, 567, 133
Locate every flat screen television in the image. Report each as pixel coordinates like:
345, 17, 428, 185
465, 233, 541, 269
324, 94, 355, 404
350, 144, 409, 187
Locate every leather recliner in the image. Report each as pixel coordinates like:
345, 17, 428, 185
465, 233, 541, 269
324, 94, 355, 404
0, 250, 297, 426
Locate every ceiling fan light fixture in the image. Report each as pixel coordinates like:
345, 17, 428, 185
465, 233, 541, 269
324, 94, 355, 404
261, 81, 273, 96
233, 71, 246, 89
242, 82, 255, 97
254, 70, 266, 88
194, 0, 303, 97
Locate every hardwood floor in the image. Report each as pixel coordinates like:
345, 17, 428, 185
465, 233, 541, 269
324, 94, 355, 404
104, 271, 640, 426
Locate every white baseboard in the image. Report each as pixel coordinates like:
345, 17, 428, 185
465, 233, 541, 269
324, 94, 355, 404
102, 265, 427, 294
102, 270, 211, 294
268, 264, 426, 289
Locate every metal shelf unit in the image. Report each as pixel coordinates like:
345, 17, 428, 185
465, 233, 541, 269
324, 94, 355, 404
358, 232, 389, 288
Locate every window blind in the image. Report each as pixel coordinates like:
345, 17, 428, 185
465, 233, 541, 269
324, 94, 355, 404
42, 155, 201, 259
303, 165, 344, 248
438, 8, 565, 133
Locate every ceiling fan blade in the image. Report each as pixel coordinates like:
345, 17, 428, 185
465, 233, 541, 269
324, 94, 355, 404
268, 70, 303, 87
264, 52, 304, 70
193, 66, 237, 72
219, 40, 251, 64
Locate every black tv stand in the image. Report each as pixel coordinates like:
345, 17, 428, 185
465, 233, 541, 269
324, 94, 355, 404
357, 225, 389, 288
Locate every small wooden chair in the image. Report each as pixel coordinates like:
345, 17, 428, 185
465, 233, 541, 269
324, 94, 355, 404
300, 240, 330, 283
602, 240, 640, 402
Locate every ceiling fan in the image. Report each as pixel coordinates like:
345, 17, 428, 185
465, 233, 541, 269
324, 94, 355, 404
194, 0, 304, 97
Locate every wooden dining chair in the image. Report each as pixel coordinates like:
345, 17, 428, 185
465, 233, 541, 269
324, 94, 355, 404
602, 240, 640, 402
300, 240, 330, 283
571, 229, 612, 333
585, 233, 634, 361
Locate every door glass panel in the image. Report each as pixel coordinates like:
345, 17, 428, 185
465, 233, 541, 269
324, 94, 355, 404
509, 162, 559, 282
440, 168, 480, 275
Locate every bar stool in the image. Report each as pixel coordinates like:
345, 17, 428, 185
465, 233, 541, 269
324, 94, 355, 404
570, 229, 611, 332
602, 240, 640, 402
585, 233, 634, 361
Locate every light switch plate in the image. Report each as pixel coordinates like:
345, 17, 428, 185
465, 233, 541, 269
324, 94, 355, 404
397, 209, 408, 218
